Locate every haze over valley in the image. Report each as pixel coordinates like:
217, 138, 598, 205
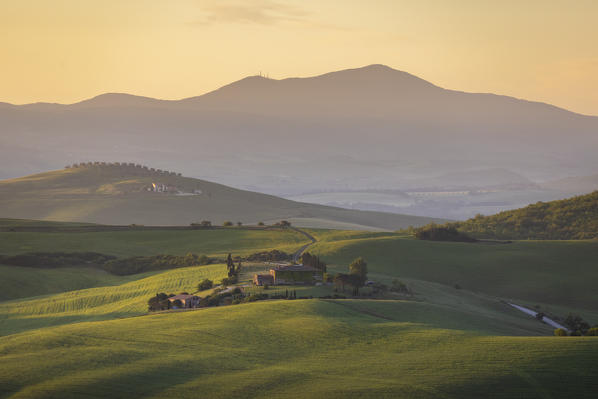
3, 64, 597, 220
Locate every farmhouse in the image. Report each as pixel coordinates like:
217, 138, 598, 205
167, 294, 200, 308
269, 264, 319, 285
253, 274, 274, 286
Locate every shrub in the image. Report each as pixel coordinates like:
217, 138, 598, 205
221, 276, 237, 286
245, 250, 292, 262
223, 221, 233, 227
564, 314, 591, 335
554, 328, 568, 336
198, 279, 213, 291
586, 327, 598, 336
414, 224, 477, 242
103, 253, 212, 275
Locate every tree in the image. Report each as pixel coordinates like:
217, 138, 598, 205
237, 221, 243, 226
564, 313, 590, 335
301, 252, 327, 273
221, 276, 237, 286
349, 257, 368, 287
223, 221, 233, 227
226, 253, 235, 277
586, 327, 598, 336
258, 222, 265, 226
554, 328, 568, 336
198, 279, 213, 291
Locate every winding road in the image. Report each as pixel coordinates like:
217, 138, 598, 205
290, 227, 317, 262
508, 303, 569, 331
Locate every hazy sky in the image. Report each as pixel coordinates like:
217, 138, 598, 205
2, 0, 597, 115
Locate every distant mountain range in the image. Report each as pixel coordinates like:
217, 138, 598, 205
0, 163, 443, 229
1, 64, 597, 219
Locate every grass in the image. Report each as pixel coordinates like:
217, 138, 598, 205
0, 228, 310, 257
0, 299, 597, 398
0, 264, 228, 336
0, 265, 135, 301
1, 227, 597, 397
0, 166, 440, 229
311, 234, 598, 316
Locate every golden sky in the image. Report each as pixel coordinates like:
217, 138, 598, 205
1, 0, 597, 115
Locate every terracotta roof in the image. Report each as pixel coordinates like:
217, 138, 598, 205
271, 264, 317, 272
168, 294, 199, 301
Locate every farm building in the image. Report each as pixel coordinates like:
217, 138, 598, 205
269, 264, 320, 285
253, 274, 275, 286
167, 294, 200, 308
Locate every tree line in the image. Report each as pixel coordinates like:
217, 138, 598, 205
65, 161, 182, 177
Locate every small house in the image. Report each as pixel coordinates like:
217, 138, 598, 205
253, 274, 274, 286
168, 294, 200, 308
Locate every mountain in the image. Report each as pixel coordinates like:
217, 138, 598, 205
1, 64, 597, 206
0, 163, 442, 229
449, 191, 598, 239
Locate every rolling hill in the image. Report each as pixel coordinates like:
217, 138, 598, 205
448, 191, 598, 239
0, 164, 442, 229
1, 222, 597, 397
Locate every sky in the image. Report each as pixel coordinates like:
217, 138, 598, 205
1, 0, 597, 115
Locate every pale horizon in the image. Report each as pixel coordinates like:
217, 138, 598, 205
2, 0, 598, 116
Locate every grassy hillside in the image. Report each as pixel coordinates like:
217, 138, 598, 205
448, 191, 598, 239
0, 228, 309, 257
1, 299, 597, 399
0, 265, 133, 301
0, 264, 228, 336
311, 234, 598, 314
0, 165, 442, 230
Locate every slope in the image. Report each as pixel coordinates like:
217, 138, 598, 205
1, 299, 597, 398
310, 234, 598, 315
0, 164, 441, 229
449, 190, 598, 239
0, 264, 228, 336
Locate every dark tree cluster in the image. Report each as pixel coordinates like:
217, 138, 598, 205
334, 257, 368, 295
414, 224, 477, 242
301, 252, 326, 273
65, 161, 182, 177
103, 253, 212, 275
245, 249, 292, 262
222, 253, 242, 285
0, 252, 116, 269
148, 293, 174, 311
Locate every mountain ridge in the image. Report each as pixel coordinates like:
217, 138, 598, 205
3, 64, 595, 118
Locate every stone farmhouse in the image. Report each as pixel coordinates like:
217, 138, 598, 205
168, 294, 200, 308
253, 264, 321, 286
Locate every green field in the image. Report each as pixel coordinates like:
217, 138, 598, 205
1, 299, 597, 399
311, 234, 598, 315
1, 226, 597, 398
0, 228, 309, 257
0, 265, 134, 301
0, 264, 228, 336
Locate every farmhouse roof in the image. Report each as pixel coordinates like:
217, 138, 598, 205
271, 264, 317, 272
168, 294, 199, 301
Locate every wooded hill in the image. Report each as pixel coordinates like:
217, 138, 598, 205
450, 191, 598, 239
